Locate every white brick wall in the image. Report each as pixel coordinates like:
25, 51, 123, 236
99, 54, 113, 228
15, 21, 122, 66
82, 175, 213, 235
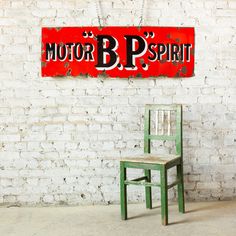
0, 0, 236, 205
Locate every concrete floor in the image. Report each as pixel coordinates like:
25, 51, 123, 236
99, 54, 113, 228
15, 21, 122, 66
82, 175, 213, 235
0, 201, 236, 236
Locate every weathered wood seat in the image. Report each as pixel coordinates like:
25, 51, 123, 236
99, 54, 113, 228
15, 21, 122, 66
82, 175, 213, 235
121, 154, 181, 164
120, 104, 185, 226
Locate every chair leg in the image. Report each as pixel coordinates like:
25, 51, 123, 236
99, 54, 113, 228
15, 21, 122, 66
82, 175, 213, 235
144, 169, 152, 209
160, 166, 168, 226
120, 162, 127, 220
177, 164, 185, 213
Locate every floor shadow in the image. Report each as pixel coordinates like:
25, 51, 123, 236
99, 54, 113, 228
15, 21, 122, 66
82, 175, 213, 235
128, 213, 190, 225
168, 219, 190, 225
185, 200, 235, 214
128, 211, 160, 220
127, 200, 236, 225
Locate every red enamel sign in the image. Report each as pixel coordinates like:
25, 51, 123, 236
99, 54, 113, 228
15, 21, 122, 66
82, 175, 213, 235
41, 27, 194, 78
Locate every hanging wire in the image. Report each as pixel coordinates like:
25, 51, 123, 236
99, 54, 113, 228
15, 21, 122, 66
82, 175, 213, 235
96, 0, 145, 27
96, 0, 102, 27
138, 0, 145, 27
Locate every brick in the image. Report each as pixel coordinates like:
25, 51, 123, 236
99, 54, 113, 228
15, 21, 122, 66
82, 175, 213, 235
228, 0, 236, 8
32, 9, 57, 17
216, 9, 235, 16
198, 95, 222, 104
0, 135, 20, 142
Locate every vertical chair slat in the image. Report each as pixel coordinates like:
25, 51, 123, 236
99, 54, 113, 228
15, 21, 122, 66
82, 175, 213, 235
155, 111, 158, 135
161, 110, 164, 135
144, 108, 151, 153
167, 110, 171, 136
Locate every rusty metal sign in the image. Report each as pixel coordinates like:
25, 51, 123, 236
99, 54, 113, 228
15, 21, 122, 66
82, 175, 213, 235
41, 27, 194, 78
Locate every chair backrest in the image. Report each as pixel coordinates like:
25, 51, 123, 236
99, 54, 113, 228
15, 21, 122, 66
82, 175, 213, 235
144, 104, 182, 156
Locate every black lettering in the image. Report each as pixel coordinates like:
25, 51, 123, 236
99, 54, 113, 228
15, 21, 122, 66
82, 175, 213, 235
185, 44, 191, 62
74, 43, 84, 61
157, 44, 166, 60
57, 44, 67, 61
66, 43, 74, 61
84, 43, 94, 61
148, 43, 157, 61
166, 44, 170, 61
171, 44, 179, 61
46, 43, 56, 61
95, 35, 118, 69
124, 35, 146, 69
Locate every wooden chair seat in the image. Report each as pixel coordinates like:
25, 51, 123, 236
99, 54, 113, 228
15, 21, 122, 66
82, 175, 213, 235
121, 154, 181, 164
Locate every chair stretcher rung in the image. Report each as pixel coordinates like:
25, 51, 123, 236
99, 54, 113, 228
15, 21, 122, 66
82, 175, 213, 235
130, 176, 147, 182
168, 180, 180, 189
124, 180, 160, 187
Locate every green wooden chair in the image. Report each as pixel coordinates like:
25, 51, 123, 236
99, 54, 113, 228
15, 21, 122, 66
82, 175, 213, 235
120, 104, 185, 225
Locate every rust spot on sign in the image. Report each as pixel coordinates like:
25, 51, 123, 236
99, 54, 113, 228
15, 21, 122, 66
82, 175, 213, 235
175, 71, 181, 77
66, 69, 72, 76
64, 62, 69, 68
175, 38, 180, 43
181, 66, 187, 74
41, 61, 47, 68
160, 58, 167, 64
136, 73, 143, 78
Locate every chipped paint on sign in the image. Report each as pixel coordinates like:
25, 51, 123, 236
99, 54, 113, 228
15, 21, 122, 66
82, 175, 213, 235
41, 27, 194, 78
